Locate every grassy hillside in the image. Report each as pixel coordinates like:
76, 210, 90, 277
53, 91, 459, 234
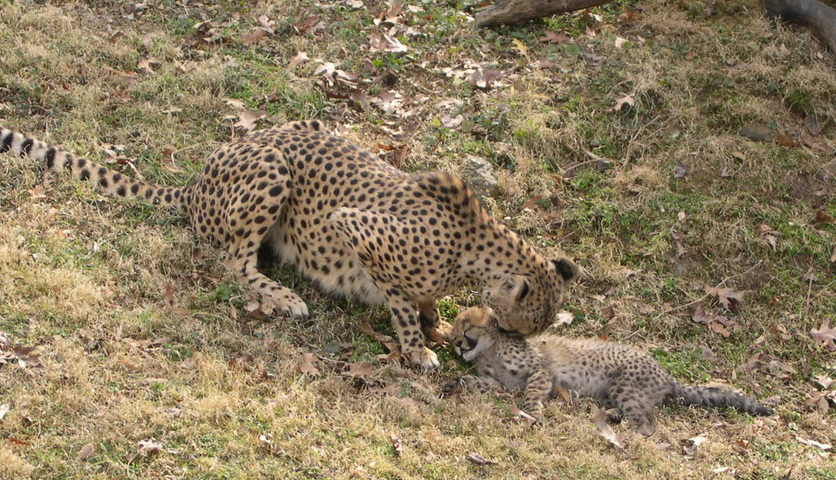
0, 0, 834, 478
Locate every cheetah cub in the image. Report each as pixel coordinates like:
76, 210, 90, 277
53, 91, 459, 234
446, 307, 773, 435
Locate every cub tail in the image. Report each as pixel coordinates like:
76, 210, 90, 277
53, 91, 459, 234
673, 383, 774, 416
1, 126, 187, 209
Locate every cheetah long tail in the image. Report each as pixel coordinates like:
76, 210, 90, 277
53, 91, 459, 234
1, 126, 187, 209
672, 383, 774, 416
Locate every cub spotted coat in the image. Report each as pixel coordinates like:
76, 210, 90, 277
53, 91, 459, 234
447, 307, 773, 434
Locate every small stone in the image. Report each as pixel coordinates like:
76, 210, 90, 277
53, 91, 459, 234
739, 123, 775, 143
460, 156, 500, 200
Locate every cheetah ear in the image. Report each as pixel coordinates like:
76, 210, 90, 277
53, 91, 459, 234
551, 258, 579, 282
503, 275, 531, 302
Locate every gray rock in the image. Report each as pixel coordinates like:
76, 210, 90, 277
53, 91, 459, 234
460, 156, 500, 200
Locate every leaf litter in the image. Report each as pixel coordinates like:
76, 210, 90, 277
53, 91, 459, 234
590, 405, 625, 449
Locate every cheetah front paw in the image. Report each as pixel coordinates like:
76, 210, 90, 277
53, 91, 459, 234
261, 288, 309, 318
403, 346, 440, 370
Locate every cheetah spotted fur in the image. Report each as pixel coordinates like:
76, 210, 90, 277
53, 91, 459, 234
1, 121, 578, 369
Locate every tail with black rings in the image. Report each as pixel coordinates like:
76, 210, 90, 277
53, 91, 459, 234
0, 126, 187, 209
673, 383, 774, 416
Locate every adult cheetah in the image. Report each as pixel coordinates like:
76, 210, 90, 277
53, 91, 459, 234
0, 120, 577, 368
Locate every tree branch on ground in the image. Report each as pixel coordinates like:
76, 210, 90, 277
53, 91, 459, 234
474, 0, 615, 27
762, 0, 836, 54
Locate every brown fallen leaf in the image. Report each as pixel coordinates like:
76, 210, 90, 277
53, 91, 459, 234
0, 404, 8, 421
691, 307, 714, 324
830, 245, 836, 263
241, 28, 269, 45
292, 16, 324, 35
258, 15, 275, 33
78, 443, 95, 461
137, 439, 162, 456
731, 439, 749, 454
601, 305, 616, 321
370, 91, 403, 115
806, 390, 832, 414
28, 185, 48, 201
441, 115, 464, 129
540, 30, 569, 43
810, 318, 836, 352
344, 362, 373, 377
234, 109, 267, 132
287, 51, 309, 71
349, 90, 370, 111
534, 58, 556, 69
802, 267, 818, 284
708, 321, 732, 338
775, 131, 797, 148
805, 114, 823, 136
8, 437, 31, 446
814, 210, 835, 225
137, 57, 160, 75
313, 62, 358, 87
555, 385, 572, 403
369, 30, 408, 53
705, 286, 746, 310
590, 405, 625, 449
758, 223, 780, 250
681, 434, 707, 456
390, 434, 403, 456
554, 310, 574, 327
296, 352, 320, 375
742, 352, 768, 371
637, 302, 654, 315
376, 0, 405, 24
608, 95, 635, 112
164, 284, 175, 306
467, 452, 497, 466
670, 226, 686, 257
511, 38, 529, 57
467, 67, 502, 90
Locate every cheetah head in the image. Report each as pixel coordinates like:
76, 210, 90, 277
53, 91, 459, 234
451, 306, 498, 362
482, 257, 578, 338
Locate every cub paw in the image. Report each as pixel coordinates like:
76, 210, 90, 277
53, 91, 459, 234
426, 320, 455, 344
404, 347, 440, 370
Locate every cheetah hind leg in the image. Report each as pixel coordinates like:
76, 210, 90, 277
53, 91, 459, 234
222, 151, 308, 318
610, 383, 657, 436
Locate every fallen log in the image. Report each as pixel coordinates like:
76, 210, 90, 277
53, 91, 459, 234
474, 0, 615, 27
762, 0, 836, 53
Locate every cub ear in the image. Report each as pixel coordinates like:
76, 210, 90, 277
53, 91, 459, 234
503, 275, 531, 302
551, 258, 579, 281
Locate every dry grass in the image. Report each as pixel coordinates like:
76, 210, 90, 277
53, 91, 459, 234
1, 0, 835, 478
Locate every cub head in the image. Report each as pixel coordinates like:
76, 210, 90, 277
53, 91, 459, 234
482, 257, 578, 338
451, 306, 498, 362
